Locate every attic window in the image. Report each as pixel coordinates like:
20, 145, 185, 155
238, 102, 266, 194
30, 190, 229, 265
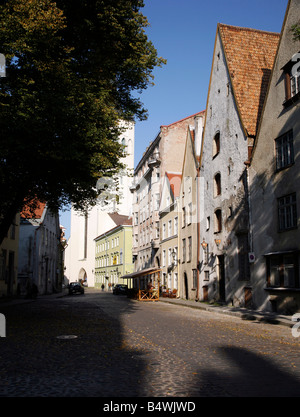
283, 52, 300, 106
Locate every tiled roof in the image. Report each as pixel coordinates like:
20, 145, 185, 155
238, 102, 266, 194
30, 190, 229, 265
219, 24, 280, 137
108, 212, 132, 226
161, 110, 205, 129
166, 172, 182, 199
21, 201, 46, 219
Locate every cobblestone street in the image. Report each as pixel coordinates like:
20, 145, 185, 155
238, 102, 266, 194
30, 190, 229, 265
1, 289, 300, 399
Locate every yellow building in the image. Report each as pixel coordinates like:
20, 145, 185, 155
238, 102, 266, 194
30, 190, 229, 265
95, 218, 133, 290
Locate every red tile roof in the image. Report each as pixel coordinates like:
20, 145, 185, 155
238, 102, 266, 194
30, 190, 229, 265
166, 172, 182, 199
219, 24, 280, 137
21, 201, 46, 219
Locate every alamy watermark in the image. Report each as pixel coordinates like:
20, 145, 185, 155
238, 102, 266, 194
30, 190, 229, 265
0, 313, 6, 337
291, 52, 300, 78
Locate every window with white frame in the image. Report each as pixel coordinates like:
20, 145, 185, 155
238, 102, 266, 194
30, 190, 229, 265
168, 219, 172, 237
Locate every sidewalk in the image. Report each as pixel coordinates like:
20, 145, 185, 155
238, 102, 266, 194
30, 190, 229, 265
159, 297, 295, 329
0, 289, 295, 329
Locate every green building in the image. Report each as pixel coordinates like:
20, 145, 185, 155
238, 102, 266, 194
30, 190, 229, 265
94, 219, 133, 290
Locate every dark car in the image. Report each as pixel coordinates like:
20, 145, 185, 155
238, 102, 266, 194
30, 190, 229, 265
113, 284, 128, 295
68, 282, 84, 295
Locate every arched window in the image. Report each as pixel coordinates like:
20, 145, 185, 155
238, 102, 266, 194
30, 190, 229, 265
214, 209, 222, 233
213, 131, 220, 158
214, 173, 221, 197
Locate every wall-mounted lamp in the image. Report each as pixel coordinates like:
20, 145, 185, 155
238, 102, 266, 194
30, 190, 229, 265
215, 239, 221, 247
201, 239, 208, 249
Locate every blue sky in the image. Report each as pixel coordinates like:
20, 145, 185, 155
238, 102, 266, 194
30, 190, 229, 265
60, 0, 288, 238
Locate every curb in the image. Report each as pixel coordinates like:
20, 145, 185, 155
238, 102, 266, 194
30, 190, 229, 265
159, 298, 293, 329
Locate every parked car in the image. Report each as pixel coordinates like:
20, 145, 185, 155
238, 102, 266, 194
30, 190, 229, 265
113, 284, 128, 295
68, 282, 84, 295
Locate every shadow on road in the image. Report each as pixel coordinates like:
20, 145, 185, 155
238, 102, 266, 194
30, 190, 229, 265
196, 346, 300, 397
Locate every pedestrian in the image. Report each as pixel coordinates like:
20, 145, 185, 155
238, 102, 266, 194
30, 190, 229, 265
101, 284, 104, 291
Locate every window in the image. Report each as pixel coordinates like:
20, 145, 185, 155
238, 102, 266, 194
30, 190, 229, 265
174, 247, 178, 265
188, 203, 193, 224
168, 248, 172, 266
174, 273, 178, 289
162, 250, 166, 267
275, 130, 294, 170
283, 53, 300, 104
214, 209, 222, 233
206, 216, 210, 231
213, 132, 220, 157
214, 173, 221, 196
192, 269, 197, 289
155, 194, 160, 211
168, 220, 172, 237
182, 207, 186, 228
174, 217, 178, 235
204, 271, 209, 281
266, 252, 299, 288
188, 237, 192, 262
182, 239, 186, 263
162, 223, 166, 240
155, 222, 159, 239
278, 193, 297, 231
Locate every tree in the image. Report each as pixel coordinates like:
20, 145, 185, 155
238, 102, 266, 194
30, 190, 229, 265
291, 23, 300, 41
0, 0, 165, 244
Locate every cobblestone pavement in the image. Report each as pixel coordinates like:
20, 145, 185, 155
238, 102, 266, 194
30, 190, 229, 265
1, 289, 300, 398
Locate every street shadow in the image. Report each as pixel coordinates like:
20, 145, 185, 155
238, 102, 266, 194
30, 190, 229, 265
0, 290, 149, 397
196, 345, 300, 397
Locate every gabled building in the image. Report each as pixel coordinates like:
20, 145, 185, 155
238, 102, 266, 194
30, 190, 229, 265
131, 112, 204, 275
18, 202, 62, 295
159, 172, 181, 296
178, 113, 204, 300
199, 24, 280, 306
249, 0, 300, 313
0, 214, 20, 297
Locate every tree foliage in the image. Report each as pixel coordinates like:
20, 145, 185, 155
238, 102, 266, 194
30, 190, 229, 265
0, 0, 165, 243
291, 23, 300, 41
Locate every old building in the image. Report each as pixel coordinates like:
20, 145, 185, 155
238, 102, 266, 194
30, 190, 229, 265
0, 214, 20, 297
249, 0, 300, 313
94, 215, 133, 291
131, 112, 204, 275
18, 202, 62, 295
178, 114, 204, 300
199, 24, 280, 306
64, 121, 134, 287
159, 172, 181, 297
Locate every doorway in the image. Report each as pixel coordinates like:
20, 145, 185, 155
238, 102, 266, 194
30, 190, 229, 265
217, 255, 225, 302
184, 272, 188, 300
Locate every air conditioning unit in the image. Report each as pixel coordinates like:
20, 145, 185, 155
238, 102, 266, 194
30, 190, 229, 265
248, 252, 255, 263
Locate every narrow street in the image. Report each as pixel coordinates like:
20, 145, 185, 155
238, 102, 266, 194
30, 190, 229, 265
1, 288, 300, 398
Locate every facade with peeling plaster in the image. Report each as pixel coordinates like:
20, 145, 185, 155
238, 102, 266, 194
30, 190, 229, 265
249, 0, 300, 314
199, 24, 279, 307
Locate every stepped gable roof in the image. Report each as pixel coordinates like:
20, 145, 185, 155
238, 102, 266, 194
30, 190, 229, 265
218, 24, 280, 137
20, 201, 46, 219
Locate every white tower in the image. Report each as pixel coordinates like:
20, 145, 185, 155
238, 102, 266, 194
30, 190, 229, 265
64, 121, 135, 287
